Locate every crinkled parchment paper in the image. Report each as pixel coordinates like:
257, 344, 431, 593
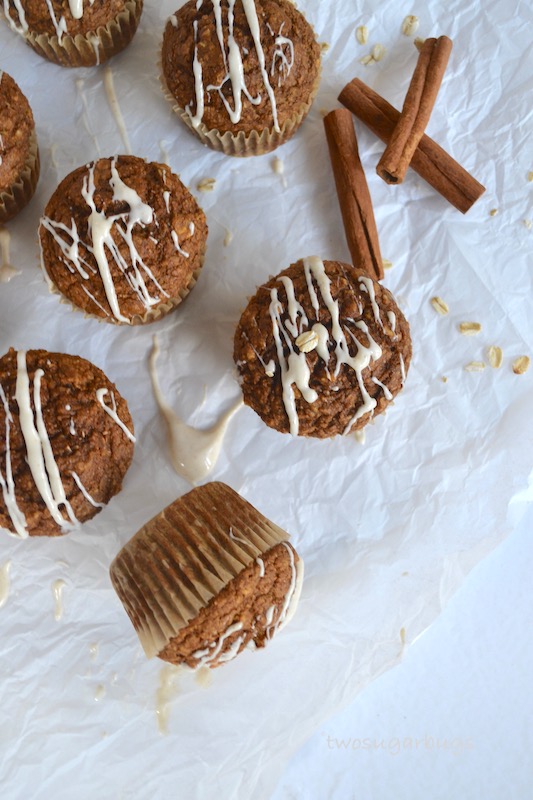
0, 1, 532, 797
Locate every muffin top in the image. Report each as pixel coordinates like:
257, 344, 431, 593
39, 156, 207, 324
0, 71, 35, 195
0, 348, 135, 538
3, 0, 133, 41
234, 257, 412, 437
162, 0, 321, 136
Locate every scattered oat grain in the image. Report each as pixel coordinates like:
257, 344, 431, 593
402, 15, 419, 36
197, 177, 216, 192
295, 330, 319, 353
527, 171, 533, 182
359, 53, 375, 66
523, 219, 532, 230
487, 346, 503, 369
489, 208, 498, 217
512, 356, 530, 375
356, 25, 369, 45
431, 296, 449, 315
441, 376, 448, 383
414, 37, 425, 52
464, 361, 486, 372
372, 43, 386, 61
320, 42, 330, 53
459, 321, 482, 336
382, 259, 393, 270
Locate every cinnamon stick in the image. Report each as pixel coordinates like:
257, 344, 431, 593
339, 78, 485, 213
324, 109, 383, 281
377, 36, 453, 185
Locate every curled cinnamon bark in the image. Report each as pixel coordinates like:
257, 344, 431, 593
339, 79, 485, 213
377, 36, 453, 184
324, 109, 383, 281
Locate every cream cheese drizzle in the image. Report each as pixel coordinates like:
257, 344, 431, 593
149, 336, 243, 484
0, 384, 28, 538
156, 665, 181, 735
41, 158, 170, 323
71, 471, 105, 508
96, 388, 136, 442
52, 578, 66, 621
103, 66, 132, 155
44, 0, 68, 42
266, 257, 386, 436
372, 376, 393, 400
4, 0, 29, 34
186, 0, 286, 132
0, 560, 11, 609
0, 228, 20, 284
15, 352, 78, 532
266, 542, 303, 637
191, 621, 244, 668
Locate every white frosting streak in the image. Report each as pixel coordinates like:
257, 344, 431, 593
96, 388, 136, 442
0, 383, 27, 538
0, 560, 11, 609
103, 67, 132, 155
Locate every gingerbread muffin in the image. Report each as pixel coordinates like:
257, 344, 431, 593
110, 482, 303, 669
234, 257, 412, 437
161, 0, 321, 156
39, 155, 207, 325
2, 0, 143, 67
0, 70, 39, 224
0, 348, 135, 538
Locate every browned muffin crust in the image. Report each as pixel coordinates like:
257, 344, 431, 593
39, 156, 207, 324
234, 259, 412, 438
0, 71, 39, 222
162, 0, 321, 136
2, 0, 143, 67
0, 348, 134, 537
159, 542, 299, 668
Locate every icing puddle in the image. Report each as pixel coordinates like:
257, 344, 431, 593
52, 579, 66, 621
149, 336, 243, 484
155, 665, 181, 735
0, 560, 12, 609
0, 228, 21, 284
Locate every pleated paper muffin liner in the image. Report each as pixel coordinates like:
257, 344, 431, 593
0, 129, 39, 224
110, 482, 292, 658
9, 0, 143, 68
160, 57, 322, 157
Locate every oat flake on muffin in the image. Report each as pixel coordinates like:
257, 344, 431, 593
39, 155, 207, 325
234, 257, 412, 437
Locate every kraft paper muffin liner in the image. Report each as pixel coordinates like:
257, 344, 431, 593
160, 61, 322, 157
110, 482, 292, 658
39, 234, 205, 326
11, 0, 143, 68
0, 130, 39, 224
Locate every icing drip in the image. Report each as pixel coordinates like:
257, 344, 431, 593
0, 228, 21, 284
44, 0, 68, 43
372, 376, 393, 400
71, 471, 105, 508
52, 579, 66, 621
266, 542, 303, 637
96, 388, 136, 442
0, 384, 27, 538
4, 0, 28, 34
269, 257, 384, 435
387, 310, 397, 333
186, 0, 287, 133
104, 67, 132, 155
68, 0, 95, 20
0, 560, 11, 609
41, 159, 170, 323
359, 275, 384, 330
14, 352, 78, 533
149, 336, 242, 484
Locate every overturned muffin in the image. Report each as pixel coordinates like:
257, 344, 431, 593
110, 482, 303, 669
234, 256, 412, 437
2, 0, 143, 67
161, 0, 321, 156
0, 348, 135, 538
39, 156, 207, 325
0, 70, 39, 224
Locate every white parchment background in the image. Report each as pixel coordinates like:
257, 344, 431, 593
0, 0, 531, 798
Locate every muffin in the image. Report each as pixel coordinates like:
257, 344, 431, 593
39, 155, 207, 325
0, 348, 135, 538
234, 256, 412, 437
110, 482, 303, 668
0, 70, 39, 224
161, 0, 322, 156
2, 0, 143, 67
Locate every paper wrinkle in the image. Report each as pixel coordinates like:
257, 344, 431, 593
0, 0, 532, 797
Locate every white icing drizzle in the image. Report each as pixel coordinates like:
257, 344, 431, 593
267, 257, 386, 436
44, 0, 68, 42
372, 376, 393, 400
169, 13, 178, 28
228, 525, 253, 550
171, 230, 189, 258
71, 471, 105, 508
0, 384, 28, 538
191, 621, 244, 668
0, 560, 11, 609
13, 352, 78, 533
400, 354, 406, 385
359, 276, 384, 330
272, 155, 287, 188
186, 0, 285, 133
267, 542, 303, 637
41, 158, 170, 323
149, 336, 242, 484
156, 665, 181, 734
96, 388, 136, 442
163, 191, 171, 213
103, 67, 132, 155
0, 228, 21, 284
52, 578, 66, 621
76, 79, 101, 155
0, 133, 4, 167
387, 310, 397, 333
354, 429, 366, 445
256, 557, 265, 578
3, 0, 28, 34
68, 0, 95, 20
